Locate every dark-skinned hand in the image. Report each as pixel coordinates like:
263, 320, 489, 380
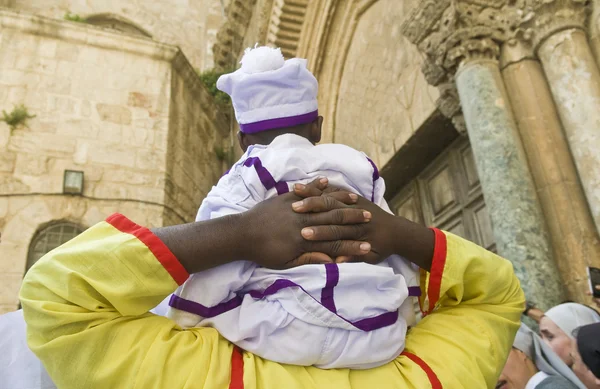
240, 178, 374, 269
292, 182, 435, 271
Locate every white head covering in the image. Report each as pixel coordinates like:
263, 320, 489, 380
514, 323, 586, 389
217, 45, 319, 134
544, 303, 600, 338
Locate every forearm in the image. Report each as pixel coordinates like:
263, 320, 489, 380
20, 215, 229, 389
390, 216, 435, 272
152, 214, 246, 274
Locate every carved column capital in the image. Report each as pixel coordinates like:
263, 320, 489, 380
522, 0, 591, 51
402, 0, 528, 74
402, 1, 528, 126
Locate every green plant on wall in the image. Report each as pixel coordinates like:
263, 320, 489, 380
213, 145, 228, 162
64, 11, 87, 23
1, 104, 36, 132
197, 69, 234, 106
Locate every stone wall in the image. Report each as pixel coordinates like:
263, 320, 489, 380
4, 0, 225, 70
0, 10, 228, 313
164, 52, 230, 224
333, 0, 438, 168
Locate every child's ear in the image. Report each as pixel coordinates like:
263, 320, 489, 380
310, 116, 323, 143
237, 131, 249, 152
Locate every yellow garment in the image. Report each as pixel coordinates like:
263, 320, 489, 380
20, 214, 524, 389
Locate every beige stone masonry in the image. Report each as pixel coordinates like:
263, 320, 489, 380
0, 8, 229, 311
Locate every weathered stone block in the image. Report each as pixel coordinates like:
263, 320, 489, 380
37, 39, 57, 58
93, 183, 128, 199
88, 143, 136, 168
57, 120, 98, 139
37, 75, 71, 95
14, 154, 48, 175
56, 42, 80, 62
128, 92, 154, 110
0, 198, 7, 219
136, 149, 166, 171
96, 104, 132, 125
0, 69, 27, 86
15, 56, 57, 75
7, 86, 27, 102
47, 95, 79, 115
0, 273, 25, 307
0, 151, 16, 172
0, 176, 30, 194
95, 123, 122, 144
122, 128, 149, 146
8, 132, 76, 156
108, 169, 156, 186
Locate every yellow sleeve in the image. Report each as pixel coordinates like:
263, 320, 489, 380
19, 214, 234, 389
400, 229, 525, 388
21, 214, 524, 389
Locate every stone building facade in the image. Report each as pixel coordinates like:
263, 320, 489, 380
215, 0, 600, 309
0, 5, 231, 313
1, 0, 600, 313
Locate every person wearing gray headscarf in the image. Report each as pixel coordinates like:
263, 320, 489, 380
497, 323, 585, 389
540, 302, 600, 367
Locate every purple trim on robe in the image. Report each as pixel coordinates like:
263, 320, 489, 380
408, 286, 422, 297
243, 157, 289, 195
169, 294, 242, 318
171, 277, 400, 332
248, 279, 399, 332
321, 263, 339, 313
366, 157, 380, 202
240, 110, 319, 134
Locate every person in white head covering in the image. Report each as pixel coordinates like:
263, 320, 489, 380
497, 323, 585, 389
166, 45, 420, 369
539, 303, 600, 367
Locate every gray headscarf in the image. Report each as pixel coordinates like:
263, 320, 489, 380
513, 323, 586, 389
544, 303, 600, 338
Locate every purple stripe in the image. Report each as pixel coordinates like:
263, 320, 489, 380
240, 110, 319, 134
248, 279, 296, 299
321, 264, 339, 313
408, 286, 421, 297
366, 157, 379, 202
243, 157, 288, 195
248, 278, 398, 332
352, 311, 398, 331
275, 181, 289, 195
366, 157, 380, 181
169, 294, 242, 318
171, 277, 399, 332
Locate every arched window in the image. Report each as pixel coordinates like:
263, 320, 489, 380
26, 222, 86, 272
85, 14, 152, 38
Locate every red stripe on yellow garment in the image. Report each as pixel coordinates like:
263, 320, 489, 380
229, 346, 244, 389
427, 228, 447, 313
401, 352, 442, 389
105, 213, 189, 285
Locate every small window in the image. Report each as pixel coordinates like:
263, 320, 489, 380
26, 222, 86, 272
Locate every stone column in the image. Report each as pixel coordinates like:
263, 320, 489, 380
454, 51, 564, 307
501, 40, 600, 302
527, 0, 600, 235
401, 1, 566, 308
590, 0, 600, 65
